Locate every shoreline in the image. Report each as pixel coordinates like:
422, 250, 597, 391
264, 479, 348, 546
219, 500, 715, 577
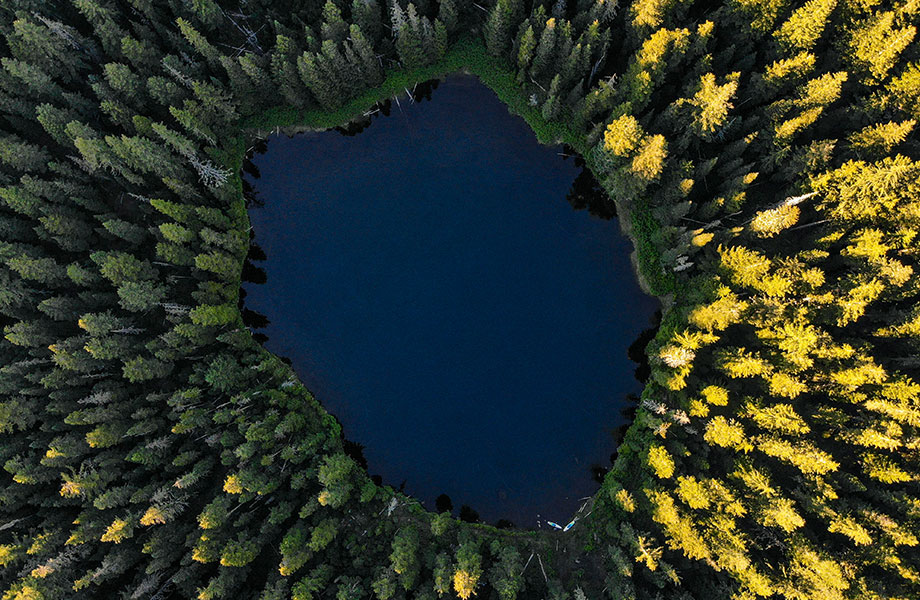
228, 39, 672, 537
238, 46, 672, 312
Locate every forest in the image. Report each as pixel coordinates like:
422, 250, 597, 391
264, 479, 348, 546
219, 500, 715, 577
0, 1, 917, 599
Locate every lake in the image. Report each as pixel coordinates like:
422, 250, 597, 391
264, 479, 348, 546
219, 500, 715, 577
241, 75, 658, 526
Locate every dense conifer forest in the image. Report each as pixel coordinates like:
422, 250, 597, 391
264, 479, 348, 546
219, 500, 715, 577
0, 0, 917, 599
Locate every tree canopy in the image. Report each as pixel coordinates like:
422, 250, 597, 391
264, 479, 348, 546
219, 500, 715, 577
0, 1, 917, 599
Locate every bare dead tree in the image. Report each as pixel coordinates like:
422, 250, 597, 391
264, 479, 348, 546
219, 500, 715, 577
161, 59, 196, 90
33, 12, 96, 59
160, 302, 191, 315
221, 6, 265, 55
186, 153, 232, 188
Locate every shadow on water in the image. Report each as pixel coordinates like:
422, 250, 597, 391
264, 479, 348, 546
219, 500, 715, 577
343, 438, 369, 471
629, 308, 662, 384
435, 494, 453, 513
601, 309, 663, 474
238, 76, 660, 528
242, 153, 262, 180
334, 79, 442, 137
242, 177, 261, 209
241, 307, 269, 329
561, 146, 617, 220
241, 261, 267, 285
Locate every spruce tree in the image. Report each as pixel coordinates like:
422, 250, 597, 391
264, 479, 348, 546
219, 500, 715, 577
484, 0, 521, 57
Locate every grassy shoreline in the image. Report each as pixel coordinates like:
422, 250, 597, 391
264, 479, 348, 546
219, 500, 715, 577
238, 37, 674, 300
228, 38, 676, 542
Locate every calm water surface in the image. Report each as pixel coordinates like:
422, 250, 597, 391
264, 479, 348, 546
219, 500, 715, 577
242, 75, 658, 526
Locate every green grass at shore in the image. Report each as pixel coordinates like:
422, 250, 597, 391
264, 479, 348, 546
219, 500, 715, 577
237, 37, 674, 298
240, 38, 576, 144
228, 35, 680, 547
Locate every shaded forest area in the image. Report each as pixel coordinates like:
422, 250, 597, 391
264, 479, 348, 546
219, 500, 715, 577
0, 1, 917, 600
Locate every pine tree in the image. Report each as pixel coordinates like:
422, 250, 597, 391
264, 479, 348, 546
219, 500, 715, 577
238, 53, 275, 97
438, 0, 460, 35
434, 19, 448, 62
844, 10, 916, 85
847, 120, 915, 157
686, 72, 739, 138
389, 526, 420, 590
298, 51, 341, 110
392, 4, 430, 69
185, 0, 224, 29
484, 0, 521, 57
2, 57, 66, 101
773, 0, 836, 52
121, 35, 160, 70
272, 35, 309, 107
7, 15, 88, 82
321, 0, 349, 43
631, 134, 668, 181
177, 18, 221, 68
73, 0, 128, 56
352, 0, 384, 43
350, 25, 383, 87
488, 543, 523, 600
542, 74, 562, 120
630, 0, 678, 30
531, 18, 558, 79
0, 135, 50, 172
516, 24, 537, 80
750, 204, 800, 237
558, 42, 583, 90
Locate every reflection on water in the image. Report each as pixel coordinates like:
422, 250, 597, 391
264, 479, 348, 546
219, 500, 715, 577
562, 147, 617, 220
629, 309, 662, 384
335, 80, 442, 137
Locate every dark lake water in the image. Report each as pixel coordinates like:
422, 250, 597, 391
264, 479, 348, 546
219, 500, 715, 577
241, 75, 658, 527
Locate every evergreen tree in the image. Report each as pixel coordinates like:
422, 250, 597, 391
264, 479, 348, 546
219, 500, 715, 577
531, 17, 558, 79
353, 0, 384, 43
321, 0, 349, 44
0, 2, 916, 600
484, 0, 521, 57
350, 24, 384, 86
438, 0, 460, 35
177, 17, 221, 68
773, 0, 836, 52
516, 24, 537, 80
542, 74, 562, 120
